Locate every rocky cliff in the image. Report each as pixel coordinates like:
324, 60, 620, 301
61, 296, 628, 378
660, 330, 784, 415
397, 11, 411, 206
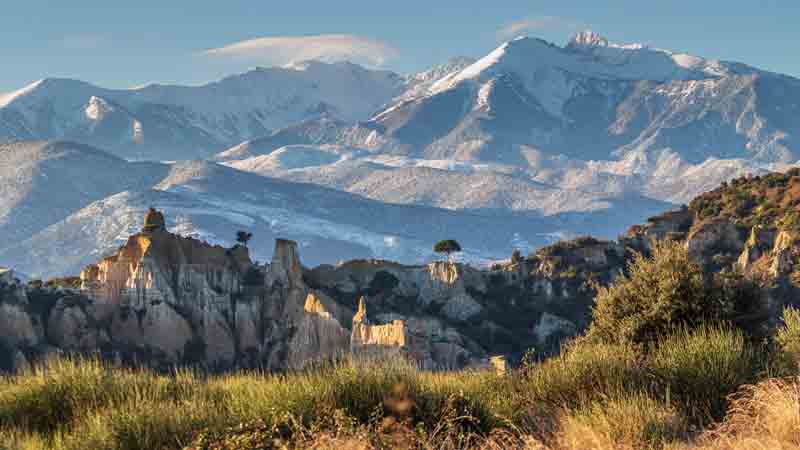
0, 207, 608, 371
5, 171, 800, 373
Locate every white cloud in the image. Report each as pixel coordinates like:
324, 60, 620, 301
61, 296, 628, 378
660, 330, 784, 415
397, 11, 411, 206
202, 34, 399, 67
497, 16, 582, 41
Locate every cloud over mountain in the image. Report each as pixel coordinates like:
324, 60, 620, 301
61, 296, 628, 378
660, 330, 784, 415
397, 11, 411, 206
497, 16, 581, 40
202, 34, 399, 67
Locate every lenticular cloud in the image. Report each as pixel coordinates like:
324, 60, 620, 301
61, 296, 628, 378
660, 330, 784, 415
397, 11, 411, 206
203, 34, 399, 67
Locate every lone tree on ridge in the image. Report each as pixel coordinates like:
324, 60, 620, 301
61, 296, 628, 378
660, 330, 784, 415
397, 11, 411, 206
236, 230, 253, 247
434, 239, 462, 262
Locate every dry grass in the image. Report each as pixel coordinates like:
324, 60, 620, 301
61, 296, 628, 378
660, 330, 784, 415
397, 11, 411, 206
676, 377, 800, 450
0, 322, 795, 450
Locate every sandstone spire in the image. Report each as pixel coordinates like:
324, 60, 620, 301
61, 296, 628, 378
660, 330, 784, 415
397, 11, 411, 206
353, 296, 369, 325
266, 239, 304, 288
142, 207, 166, 233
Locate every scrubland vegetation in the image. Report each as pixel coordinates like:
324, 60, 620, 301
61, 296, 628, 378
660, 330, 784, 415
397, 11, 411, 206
1, 241, 798, 450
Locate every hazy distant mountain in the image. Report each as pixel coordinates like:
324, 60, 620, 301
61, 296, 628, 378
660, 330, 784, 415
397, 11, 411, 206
0, 140, 168, 242
0, 153, 591, 277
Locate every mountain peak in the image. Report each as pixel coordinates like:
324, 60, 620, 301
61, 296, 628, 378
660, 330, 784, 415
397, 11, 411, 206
567, 30, 610, 50
0, 79, 46, 107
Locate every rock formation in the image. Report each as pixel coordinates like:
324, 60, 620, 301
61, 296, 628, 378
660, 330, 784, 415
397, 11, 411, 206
6, 170, 800, 373
350, 296, 407, 352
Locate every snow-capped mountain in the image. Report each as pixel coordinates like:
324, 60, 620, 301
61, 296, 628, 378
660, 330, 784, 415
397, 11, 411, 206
0, 144, 600, 277
0, 62, 407, 160
0, 141, 168, 242
2, 31, 799, 277
361, 31, 798, 165
214, 30, 799, 210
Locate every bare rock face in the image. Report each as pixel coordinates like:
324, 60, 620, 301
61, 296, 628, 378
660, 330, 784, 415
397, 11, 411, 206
266, 239, 304, 289
286, 291, 353, 368
770, 230, 799, 277
534, 313, 577, 345
287, 294, 351, 369
81, 230, 247, 308
2, 208, 630, 372
686, 219, 744, 260
200, 309, 237, 368
737, 226, 777, 274
74, 209, 256, 368
0, 302, 42, 349
417, 262, 484, 321
47, 298, 109, 351
111, 300, 194, 364
351, 297, 407, 353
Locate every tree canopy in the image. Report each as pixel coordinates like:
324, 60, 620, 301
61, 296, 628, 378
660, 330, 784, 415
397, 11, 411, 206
236, 231, 253, 246
588, 239, 767, 345
434, 240, 462, 255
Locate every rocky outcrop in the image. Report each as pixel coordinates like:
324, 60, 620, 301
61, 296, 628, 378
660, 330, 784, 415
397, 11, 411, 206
533, 313, 577, 346
47, 297, 109, 352
625, 207, 693, 249
0, 268, 14, 286
738, 226, 777, 274
10, 203, 763, 373
351, 297, 407, 350
266, 239, 304, 289
770, 230, 799, 277
686, 219, 745, 261
0, 302, 42, 350
286, 291, 351, 368
418, 262, 484, 322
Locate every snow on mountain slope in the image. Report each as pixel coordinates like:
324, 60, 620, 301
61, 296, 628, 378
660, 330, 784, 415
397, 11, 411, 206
355, 30, 799, 166
398, 56, 476, 101
0, 62, 406, 160
225, 152, 647, 216
430, 31, 742, 97
0, 140, 168, 243
212, 116, 377, 162
0, 159, 577, 277
4, 31, 799, 278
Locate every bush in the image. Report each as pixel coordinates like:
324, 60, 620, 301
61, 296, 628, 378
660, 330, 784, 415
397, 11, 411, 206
520, 338, 646, 411
776, 307, 800, 375
589, 240, 767, 346
648, 325, 757, 424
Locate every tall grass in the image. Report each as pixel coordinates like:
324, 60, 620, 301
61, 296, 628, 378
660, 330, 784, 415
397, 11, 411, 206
0, 356, 513, 450
520, 338, 645, 409
681, 377, 800, 450
555, 392, 685, 450
776, 307, 800, 375
0, 323, 790, 450
648, 325, 758, 424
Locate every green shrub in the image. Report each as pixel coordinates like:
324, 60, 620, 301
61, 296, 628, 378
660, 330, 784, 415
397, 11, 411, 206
648, 325, 757, 425
776, 307, 800, 375
589, 240, 766, 345
520, 338, 646, 411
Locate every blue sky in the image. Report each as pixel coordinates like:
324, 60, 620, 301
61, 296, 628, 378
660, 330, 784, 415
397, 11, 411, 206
1, 1, 798, 91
